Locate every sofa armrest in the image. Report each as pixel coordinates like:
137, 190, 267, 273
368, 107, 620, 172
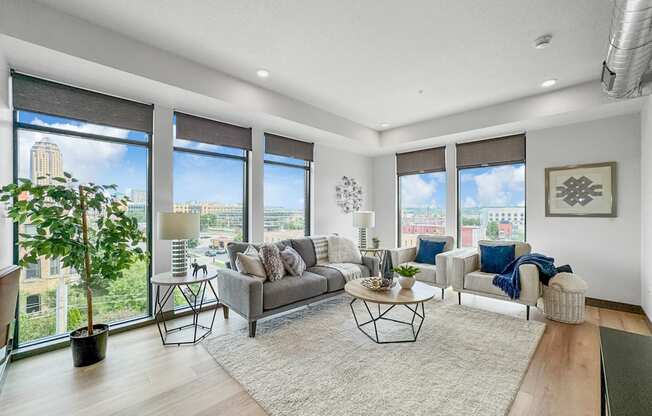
388, 247, 416, 266
450, 250, 479, 291
435, 248, 473, 287
518, 264, 541, 306
361, 256, 380, 277
217, 268, 263, 320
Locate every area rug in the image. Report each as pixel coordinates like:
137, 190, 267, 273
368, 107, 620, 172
203, 296, 545, 416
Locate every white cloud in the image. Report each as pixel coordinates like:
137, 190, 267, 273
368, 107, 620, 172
473, 165, 524, 207
18, 118, 128, 182
463, 196, 477, 208
400, 174, 438, 207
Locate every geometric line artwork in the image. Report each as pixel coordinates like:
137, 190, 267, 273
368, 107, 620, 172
555, 175, 603, 206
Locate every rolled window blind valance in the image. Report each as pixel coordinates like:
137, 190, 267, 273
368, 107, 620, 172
264, 133, 314, 162
456, 134, 525, 168
396, 147, 446, 176
12, 72, 153, 133
175, 112, 252, 151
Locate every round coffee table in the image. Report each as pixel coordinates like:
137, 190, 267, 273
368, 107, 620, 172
345, 279, 436, 344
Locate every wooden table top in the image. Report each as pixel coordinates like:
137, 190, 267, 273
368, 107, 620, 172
151, 270, 218, 286
345, 279, 436, 305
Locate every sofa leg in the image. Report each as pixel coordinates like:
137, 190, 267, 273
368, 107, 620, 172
222, 305, 229, 319
458, 292, 461, 305
441, 288, 445, 300
248, 321, 257, 338
526, 305, 530, 321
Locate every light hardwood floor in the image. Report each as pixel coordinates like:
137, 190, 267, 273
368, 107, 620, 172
1, 290, 650, 416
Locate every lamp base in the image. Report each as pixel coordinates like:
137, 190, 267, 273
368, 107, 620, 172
172, 240, 188, 277
358, 228, 368, 249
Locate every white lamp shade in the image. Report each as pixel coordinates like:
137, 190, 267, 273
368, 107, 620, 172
353, 211, 375, 228
157, 212, 200, 240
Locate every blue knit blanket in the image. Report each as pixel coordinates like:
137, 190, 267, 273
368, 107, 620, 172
492, 253, 557, 300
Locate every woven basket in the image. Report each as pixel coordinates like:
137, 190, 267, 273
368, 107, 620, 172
542, 284, 586, 324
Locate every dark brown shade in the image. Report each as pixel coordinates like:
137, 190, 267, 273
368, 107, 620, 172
175, 112, 252, 150
265, 133, 314, 161
12, 72, 153, 133
396, 147, 446, 176
456, 134, 525, 168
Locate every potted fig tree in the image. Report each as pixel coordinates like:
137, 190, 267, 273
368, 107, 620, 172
0, 173, 148, 367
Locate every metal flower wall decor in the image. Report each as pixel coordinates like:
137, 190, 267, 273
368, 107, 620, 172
335, 176, 363, 213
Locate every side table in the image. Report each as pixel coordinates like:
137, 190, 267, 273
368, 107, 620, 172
152, 271, 219, 346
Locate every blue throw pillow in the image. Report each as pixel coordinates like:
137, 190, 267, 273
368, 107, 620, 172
480, 244, 516, 274
414, 240, 446, 265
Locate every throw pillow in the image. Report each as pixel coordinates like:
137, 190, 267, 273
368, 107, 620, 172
414, 239, 446, 265
327, 236, 362, 264
235, 252, 267, 281
480, 244, 516, 274
280, 246, 306, 277
235, 245, 260, 272
260, 244, 285, 281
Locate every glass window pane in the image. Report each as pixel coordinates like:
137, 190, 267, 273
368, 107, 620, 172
264, 153, 307, 166
398, 172, 447, 247
458, 163, 525, 247
17, 110, 149, 142
264, 163, 307, 242
173, 151, 246, 308
16, 127, 149, 345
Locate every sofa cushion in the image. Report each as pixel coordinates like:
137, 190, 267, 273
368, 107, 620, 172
402, 261, 436, 284
280, 246, 306, 276
416, 235, 454, 254
262, 272, 327, 310
291, 238, 317, 267
227, 241, 252, 270
235, 252, 267, 281
308, 264, 371, 292
464, 271, 508, 298
260, 244, 286, 281
479, 244, 515, 274
327, 236, 361, 264
414, 240, 445, 265
477, 240, 530, 269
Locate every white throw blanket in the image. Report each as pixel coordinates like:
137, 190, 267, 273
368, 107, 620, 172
324, 262, 362, 282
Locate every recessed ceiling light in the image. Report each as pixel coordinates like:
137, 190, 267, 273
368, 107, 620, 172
256, 69, 270, 78
541, 79, 557, 88
534, 34, 553, 49
380, 123, 390, 129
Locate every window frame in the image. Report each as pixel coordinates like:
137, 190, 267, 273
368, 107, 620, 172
263, 157, 312, 238
12, 109, 154, 349
456, 160, 527, 248
25, 294, 41, 314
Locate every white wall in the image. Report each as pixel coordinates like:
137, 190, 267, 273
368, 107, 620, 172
641, 98, 652, 316
372, 154, 397, 247
527, 114, 641, 305
313, 144, 374, 241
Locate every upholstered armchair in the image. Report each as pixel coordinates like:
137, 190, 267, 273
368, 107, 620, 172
450, 240, 541, 319
388, 235, 464, 299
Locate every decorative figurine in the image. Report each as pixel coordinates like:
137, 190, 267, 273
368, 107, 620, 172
191, 261, 208, 277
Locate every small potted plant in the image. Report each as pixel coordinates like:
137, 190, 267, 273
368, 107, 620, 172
0, 173, 148, 367
371, 237, 380, 249
392, 264, 421, 289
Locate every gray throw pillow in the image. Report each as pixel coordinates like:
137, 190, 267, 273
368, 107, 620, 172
260, 244, 285, 281
280, 246, 306, 277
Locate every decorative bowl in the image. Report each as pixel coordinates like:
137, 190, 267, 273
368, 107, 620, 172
360, 277, 396, 291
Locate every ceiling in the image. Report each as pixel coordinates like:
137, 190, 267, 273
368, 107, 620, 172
35, 0, 612, 131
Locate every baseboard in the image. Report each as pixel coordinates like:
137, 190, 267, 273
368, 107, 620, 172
585, 297, 645, 315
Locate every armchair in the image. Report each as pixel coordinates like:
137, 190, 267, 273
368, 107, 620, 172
388, 235, 466, 299
450, 240, 540, 319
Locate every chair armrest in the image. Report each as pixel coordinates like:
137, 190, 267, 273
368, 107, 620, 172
388, 247, 416, 266
435, 248, 473, 287
361, 256, 380, 277
217, 268, 263, 320
450, 250, 479, 291
518, 264, 541, 306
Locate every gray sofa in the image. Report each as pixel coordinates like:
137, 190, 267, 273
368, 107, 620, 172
218, 237, 380, 337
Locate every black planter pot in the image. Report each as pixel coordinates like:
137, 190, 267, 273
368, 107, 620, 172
70, 324, 108, 367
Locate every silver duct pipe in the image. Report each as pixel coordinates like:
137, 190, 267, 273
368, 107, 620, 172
602, 0, 652, 98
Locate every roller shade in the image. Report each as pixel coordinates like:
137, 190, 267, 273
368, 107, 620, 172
175, 112, 252, 150
396, 147, 446, 176
456, 134, 525, 168
12, 72, 153, 133
265, 133, 314, 161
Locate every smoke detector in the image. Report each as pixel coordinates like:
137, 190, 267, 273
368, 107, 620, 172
534, 34, 552, 49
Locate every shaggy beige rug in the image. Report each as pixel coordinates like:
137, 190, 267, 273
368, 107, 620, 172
203, 296, 544, 416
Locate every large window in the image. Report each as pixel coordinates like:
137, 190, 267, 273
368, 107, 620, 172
456, 135, 526, 247
264, 154, 311, 242
14, 110, 151, 345
398, 172, 447, 247
172, 113, 249, 308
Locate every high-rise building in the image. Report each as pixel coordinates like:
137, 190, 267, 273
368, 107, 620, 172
30, 138, 63, 184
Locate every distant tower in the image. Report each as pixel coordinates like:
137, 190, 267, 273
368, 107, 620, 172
30, 139, 63, 184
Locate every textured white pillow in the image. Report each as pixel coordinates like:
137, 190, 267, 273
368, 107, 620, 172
235, 245, 260, 272
327, 236, 362, 264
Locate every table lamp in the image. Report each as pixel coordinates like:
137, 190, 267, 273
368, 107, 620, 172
157, 212, 200, 277
353, 211, 375, 249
